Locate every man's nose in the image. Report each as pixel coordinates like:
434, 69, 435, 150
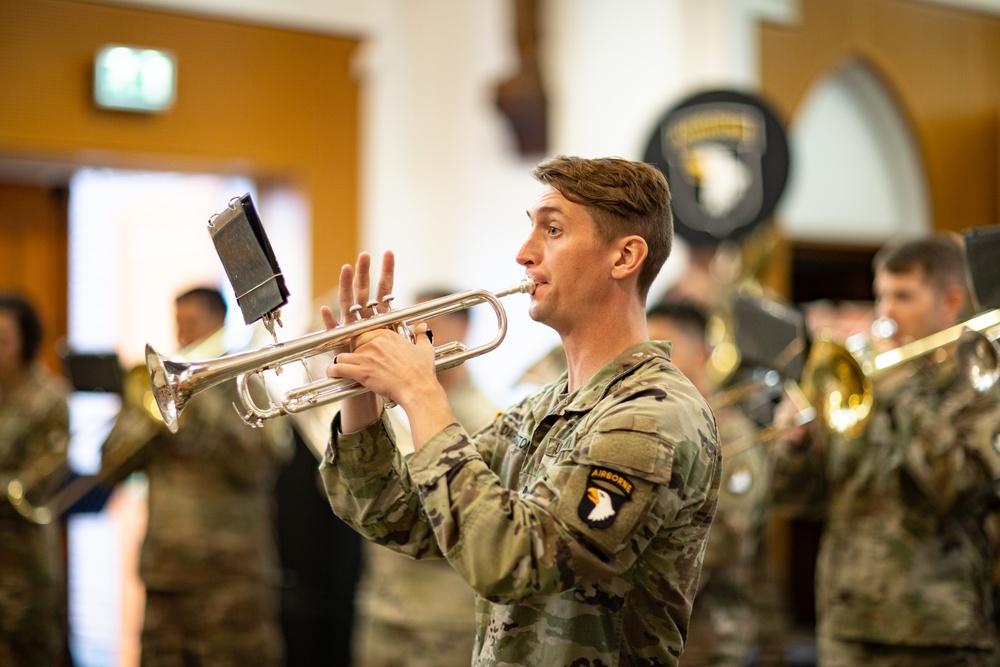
516, 234, 538, 267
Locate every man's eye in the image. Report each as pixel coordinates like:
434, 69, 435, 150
548, 226, 559, 235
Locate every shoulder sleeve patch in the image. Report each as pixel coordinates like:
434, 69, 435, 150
578, 466, 635, 529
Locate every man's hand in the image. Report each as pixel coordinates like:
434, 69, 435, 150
320, 251, 396, 434
329, 323, 439, 411
321, 251, 457, 447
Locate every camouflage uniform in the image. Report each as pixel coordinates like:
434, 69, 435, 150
322, 341, 721, 666
353, 377, 499, 667
102, 334, 289, 667
0, 367, 70, 667
683, 403, 769, 667
770, 359, 1000, 665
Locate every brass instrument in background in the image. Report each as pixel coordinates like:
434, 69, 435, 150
802, 308, 1000, 437
956, 322, 1000, 392
707, 284, 808, 417
721, 378, 817, 458
6, 366, 164, 525
146, 277, 535, 433
6, 434, 72, 525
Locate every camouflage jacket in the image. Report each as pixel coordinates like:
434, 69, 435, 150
322, 341, 722, 666
684, 403, 769, 666
102, 368, 289, 591
0, 367, 70, 587
771, 360, 1000, 649
356, 377, 498, 630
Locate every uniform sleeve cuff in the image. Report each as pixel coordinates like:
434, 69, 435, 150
325, 410, 397, 472
404, 422, 478, 488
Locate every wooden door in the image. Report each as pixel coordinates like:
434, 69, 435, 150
0, 182, 68, 375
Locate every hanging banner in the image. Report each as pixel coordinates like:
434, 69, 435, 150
643, 89, 791, 247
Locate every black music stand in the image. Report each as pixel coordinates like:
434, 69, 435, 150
63, 352, 124, 394
59, 352, 124, 517
731, 291, 809, 383
964, 225, 1000, 311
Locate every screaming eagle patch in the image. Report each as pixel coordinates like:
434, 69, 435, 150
578, 466, 635, 529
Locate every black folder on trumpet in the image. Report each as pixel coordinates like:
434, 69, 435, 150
208, 193, 290, 327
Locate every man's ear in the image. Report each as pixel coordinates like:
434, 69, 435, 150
610, 236, 648, 281
943, 283, 967, 321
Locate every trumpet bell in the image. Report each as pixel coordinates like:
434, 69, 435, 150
146, 345, 194, 434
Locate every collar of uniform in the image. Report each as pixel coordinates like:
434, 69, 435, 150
545, 340, 671, 415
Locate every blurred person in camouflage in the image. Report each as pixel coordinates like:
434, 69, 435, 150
646, 299, 769, 667
771, 234, 1000, 666
352, 287, 499, 667
0, 292, 71, 667
100, 286, 289, 666
320, 155, 722, 665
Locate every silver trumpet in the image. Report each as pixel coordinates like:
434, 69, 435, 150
146, 277, 535, 433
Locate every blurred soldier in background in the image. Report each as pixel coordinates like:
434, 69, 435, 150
352, 287, 499, 667
647, 300, 770, 667
771, 234, 1000, 666
0, 293, 69, 667
0, 292, 71, 667
101, 286, 290, 666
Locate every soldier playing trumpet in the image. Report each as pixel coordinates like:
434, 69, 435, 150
319, 156, 722, 666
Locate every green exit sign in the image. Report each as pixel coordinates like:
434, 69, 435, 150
94, 45, 176, 113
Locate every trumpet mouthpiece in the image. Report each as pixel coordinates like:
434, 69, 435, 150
495, 276, 535, 298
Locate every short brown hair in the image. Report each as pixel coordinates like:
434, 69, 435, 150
873, 234, 968, 295
0, 292, 44, 366
531, 156, 673, 300
176, 286, 228, 321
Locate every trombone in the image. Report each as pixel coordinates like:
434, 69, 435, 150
802, 308, 1000, 437
720, 378, 817, 459
147, 277, 535, 433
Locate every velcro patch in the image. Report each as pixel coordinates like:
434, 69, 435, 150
578, 466, 635, 529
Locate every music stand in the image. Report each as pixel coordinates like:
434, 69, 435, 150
964, 225, 1000, 311
59, 352, 124, 517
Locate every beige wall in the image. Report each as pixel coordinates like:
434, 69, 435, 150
761, 0, 1000, 237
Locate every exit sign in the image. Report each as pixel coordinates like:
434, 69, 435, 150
94, 44, 176, 113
